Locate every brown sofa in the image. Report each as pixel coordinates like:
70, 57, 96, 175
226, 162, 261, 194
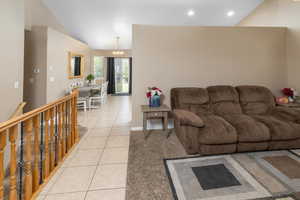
171, 85, 300, 155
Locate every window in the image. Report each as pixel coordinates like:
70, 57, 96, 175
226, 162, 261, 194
93, 56, 104, 78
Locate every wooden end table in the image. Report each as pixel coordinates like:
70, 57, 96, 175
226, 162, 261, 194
141, 104, 171, 139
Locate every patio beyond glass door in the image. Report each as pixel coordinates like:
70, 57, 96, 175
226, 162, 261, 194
114, 58, 130, 94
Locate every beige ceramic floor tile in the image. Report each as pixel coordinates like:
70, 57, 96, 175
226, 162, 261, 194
89, 164, 127, 190
100, 148, 128, 164
79, 136, 107, 149
85, 189, 126, 200
93, 120, 115, 128
88, 128, 111, 137
110, 127, 130, 136
106, 136, 130, 148
39, 167, 65, 195
67, 149, 103, 167
44, 192, 86, 200
48, 166, 96, 194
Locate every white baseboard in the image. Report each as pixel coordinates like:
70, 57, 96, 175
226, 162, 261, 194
130, 127, 143, 131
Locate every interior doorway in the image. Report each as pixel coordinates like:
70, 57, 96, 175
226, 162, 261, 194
107, 57, 132, 96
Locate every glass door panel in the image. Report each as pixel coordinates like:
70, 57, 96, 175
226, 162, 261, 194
114, 58, 130, 94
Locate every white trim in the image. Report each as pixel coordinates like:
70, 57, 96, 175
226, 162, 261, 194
131, 127, 143, 131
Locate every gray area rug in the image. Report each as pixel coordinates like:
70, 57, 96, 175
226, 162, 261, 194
126, 130, 188, 200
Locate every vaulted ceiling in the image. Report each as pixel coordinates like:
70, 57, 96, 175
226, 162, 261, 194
42, 0, 264, 49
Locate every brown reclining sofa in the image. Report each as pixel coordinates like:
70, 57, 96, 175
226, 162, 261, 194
171, 85, 300, 155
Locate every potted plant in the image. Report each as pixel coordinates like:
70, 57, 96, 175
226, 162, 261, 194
86, 74, 95, 86
146, 87, 163, 107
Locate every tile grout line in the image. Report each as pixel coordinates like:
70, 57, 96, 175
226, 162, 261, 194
83, 124, 113, 200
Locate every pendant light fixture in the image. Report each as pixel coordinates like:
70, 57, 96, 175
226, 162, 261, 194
112, 36, 124, 55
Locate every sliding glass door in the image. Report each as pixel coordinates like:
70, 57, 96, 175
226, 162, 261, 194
114, 58, 130, 94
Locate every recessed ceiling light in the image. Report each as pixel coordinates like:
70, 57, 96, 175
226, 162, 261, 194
187, 10, 195, 17
227, 10, 235, 17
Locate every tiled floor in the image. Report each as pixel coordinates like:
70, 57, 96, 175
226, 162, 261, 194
37, 96, 131, 200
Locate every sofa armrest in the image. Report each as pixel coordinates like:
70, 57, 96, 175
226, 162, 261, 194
173, 109, 205, 128
271, 106, 300, 123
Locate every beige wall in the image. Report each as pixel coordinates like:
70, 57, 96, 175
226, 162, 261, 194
239, 0, 300, 91
24, 26, 91, 109
0, 0, 24, 122
25, 0, 67, 34
47, 28, 91, 102
132, 25, 287, 127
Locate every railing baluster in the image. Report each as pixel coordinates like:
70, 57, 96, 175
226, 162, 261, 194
0, 130, 7, 200
9, 125, 18, 200
19, 122, 24, 200
32, 115, 40, 192
71, 97, 76, 145
24, 119, 33, 200
43, 111, 50, 179
58, 104, 63, 162
50, 108, 55, 171
74, 93, 79, 142
39, 112, 44, 184
67, 100, 71, 151
62, 103, 66, 158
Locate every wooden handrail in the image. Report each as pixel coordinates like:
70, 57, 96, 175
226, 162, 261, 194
9, 102, 27, 120
0, 90, 79, 200
0, 90, 78, 133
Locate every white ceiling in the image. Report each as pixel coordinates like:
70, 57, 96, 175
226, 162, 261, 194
42, 0, 264, 50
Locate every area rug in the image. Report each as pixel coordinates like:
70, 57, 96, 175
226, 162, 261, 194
165, 150, 300, 200
126, 131, 188, 200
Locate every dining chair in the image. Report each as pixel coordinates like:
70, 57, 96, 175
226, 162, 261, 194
89, 81, 109, 108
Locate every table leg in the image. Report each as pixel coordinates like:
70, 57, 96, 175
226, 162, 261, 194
143, 113, 147, 139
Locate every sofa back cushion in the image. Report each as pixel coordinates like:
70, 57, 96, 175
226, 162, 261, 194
236, 86, 275, 115
207, 86, 242, 115
171, 88, 211, 115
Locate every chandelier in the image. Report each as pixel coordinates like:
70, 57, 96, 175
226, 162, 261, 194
112, 37, 124, 55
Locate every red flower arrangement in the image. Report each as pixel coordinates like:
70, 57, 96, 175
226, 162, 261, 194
282, 88, 295, 98
146, 87, 162, 98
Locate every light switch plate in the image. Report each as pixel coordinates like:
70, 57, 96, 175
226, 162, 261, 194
50, 77, 55, 82
33, 68, 40, 73
14, 81, 19, 89
49, 66, 53, 71
29, 78, 34, 84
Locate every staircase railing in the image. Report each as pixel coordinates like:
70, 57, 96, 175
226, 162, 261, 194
0, 90, 79, 200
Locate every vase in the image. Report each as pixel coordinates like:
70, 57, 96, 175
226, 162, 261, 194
149, 95, 161, 107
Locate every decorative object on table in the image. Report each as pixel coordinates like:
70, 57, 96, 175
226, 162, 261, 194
276, 96, 289, 104
86, 74, 95, 86
282, 88, 297, 102
146, 87, 163, 107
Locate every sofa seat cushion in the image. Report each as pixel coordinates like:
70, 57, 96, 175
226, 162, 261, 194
198, 115, 237, 145
252, 115, 300, 141
222, 114, 270, 142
